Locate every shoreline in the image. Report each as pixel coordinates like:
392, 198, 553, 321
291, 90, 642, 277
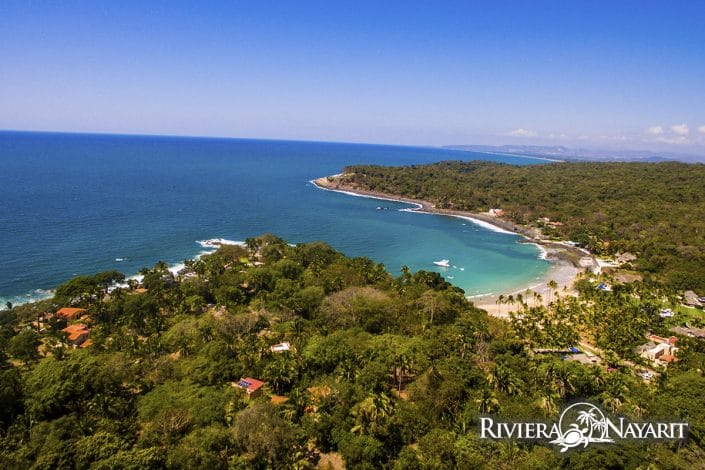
0, 239, 246, 309
312, 175, 589, 315
311, 176, 543, 238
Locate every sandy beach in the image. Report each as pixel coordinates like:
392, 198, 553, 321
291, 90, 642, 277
470, 259, 580, 318
312, 175, 588, 318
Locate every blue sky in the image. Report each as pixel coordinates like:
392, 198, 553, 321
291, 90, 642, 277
1, 1, 704, 152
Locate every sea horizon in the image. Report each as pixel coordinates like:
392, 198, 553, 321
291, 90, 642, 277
0, 131, 553, 306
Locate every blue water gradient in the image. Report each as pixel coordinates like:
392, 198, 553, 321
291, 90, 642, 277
0, 132, 552, 304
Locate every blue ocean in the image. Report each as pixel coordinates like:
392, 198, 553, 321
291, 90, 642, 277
0, 131, 552, 305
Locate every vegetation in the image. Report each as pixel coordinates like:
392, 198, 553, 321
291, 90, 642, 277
339, 160, 705, 291
0, 234, 703, 468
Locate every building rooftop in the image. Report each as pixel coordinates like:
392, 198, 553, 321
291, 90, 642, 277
270, 342, 291, 352
61, 323, 90, 342
56, 307, 86, 319
236, 377, 265, 394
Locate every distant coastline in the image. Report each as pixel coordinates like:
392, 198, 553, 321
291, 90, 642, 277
312, 174, 588, 313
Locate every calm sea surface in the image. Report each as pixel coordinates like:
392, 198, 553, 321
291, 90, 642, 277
0, 131, 553, 305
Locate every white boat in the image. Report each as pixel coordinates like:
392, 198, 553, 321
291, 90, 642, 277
433, 259, 450, 267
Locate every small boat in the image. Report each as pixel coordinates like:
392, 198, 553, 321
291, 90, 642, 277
433, 259, 450, 267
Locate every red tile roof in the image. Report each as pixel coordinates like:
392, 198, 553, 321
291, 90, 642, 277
649, 334, 678, 345
236, 377, 265, 394
62, 323, 90, 342
660, 354, 679, 363
56, 307, 86, 320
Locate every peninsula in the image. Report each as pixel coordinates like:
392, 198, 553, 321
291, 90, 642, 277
314, 160, 705, 295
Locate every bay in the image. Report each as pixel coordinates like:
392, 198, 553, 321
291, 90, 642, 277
0, 131, 553, 305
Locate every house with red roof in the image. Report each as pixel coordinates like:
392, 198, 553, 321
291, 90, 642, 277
234, 377, 265, 398
56, 307, 86, 321
62, 323, 91, 346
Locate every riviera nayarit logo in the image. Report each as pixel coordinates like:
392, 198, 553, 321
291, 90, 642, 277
479, 402, 688, 452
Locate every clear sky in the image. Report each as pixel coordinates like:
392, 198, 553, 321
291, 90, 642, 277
1, 1, 704, 153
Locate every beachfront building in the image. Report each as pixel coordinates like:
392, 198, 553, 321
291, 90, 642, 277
234, 377, 265, 398
62, 323, 91, 347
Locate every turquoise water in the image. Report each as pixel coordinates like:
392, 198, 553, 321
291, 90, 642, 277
0, 131, 552, 305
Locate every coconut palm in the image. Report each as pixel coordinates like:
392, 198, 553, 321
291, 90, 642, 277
351, 393, 394, 435
497, 294, 505, 315
475, 389, 501, 414
487, 364, 522, 396
547, 279, 558, 304
536, 391, 559, 417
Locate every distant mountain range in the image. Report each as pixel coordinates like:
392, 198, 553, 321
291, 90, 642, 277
444, 145, 705, 163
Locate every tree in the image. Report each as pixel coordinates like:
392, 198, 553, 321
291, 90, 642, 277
8, 329, 40, 364
486, 364, 522, 396
264, 355, 297, 394
475, 389, 501, 414
232, 402, 302, 467
350, 393, 394, 436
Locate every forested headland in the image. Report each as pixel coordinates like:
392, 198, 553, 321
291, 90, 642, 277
335, 160, 705, 291
1, 234, 704, 468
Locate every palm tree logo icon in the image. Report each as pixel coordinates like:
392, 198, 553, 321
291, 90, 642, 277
550, 403, 614, 452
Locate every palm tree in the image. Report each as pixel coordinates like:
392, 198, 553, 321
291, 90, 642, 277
487, 364, 522, 396
497, 294, 505, 315
351, 393, 394, 435
547, 279, 558, 304
154, 260, 169, 272
536, 391, 559, 417
338, 354, 362, 382
475, 389, 501, 414
265, 356, 297, 394
394, 353, 413, 392
245, 237, 260, 255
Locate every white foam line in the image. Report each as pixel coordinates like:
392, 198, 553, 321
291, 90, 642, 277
453, 215, 516, 235
311, 178, 423, 209
311, 177, 521, 236
4, 237, 253, 307
467, 292, 495, 299
404, 208, 517, 236
523, 242, 549, 260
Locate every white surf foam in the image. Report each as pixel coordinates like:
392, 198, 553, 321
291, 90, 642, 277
197, 238, 246, 249
453, 215, 515, 235
310, 179, 423, 209
523, 242, 549, 260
